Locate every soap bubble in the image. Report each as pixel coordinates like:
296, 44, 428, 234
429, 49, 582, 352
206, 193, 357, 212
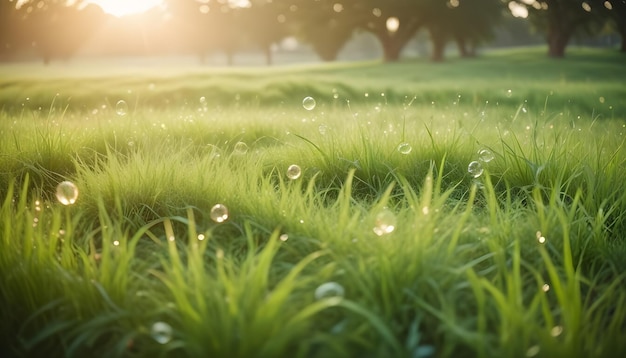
210, 204, 229, 223
150, 322, 172, 344
302, 96, 316, 110
233, 142, 248, 154
56, 181, 79, 205
115, 100, 128, 116
314, 282, 345, 300
373, 208, 396, 236
397, 142, 412, 155
478, 149, 494, 163
468, 161, 484, 178
286, 164, 302, 180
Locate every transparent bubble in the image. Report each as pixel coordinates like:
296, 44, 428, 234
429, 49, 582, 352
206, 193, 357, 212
318, 124, 328, 135
314, 282, 345, 300
397, 142, 412, 155
115, 100, 128, 116
478, 149, 494, 163
150, 321, 173, 344
286, 164, 302, 180
56, 181, 79, 205
200, 96, 207, 104
373, 208, 396, 236
210, 204, 229, 223
302, 96, 316, 111
233, 142, 248, 155
467, 161, 484, 178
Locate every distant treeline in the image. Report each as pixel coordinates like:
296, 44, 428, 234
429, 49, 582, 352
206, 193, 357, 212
0, 0, 624, 65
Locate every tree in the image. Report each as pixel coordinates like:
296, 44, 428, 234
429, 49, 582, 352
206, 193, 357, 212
287, 0, 356, 61
242, 0, 289, 65
590, 0, 626, 51
426, 0, 505, 61
16, 0, 106, 64
164, 0, 243, 65
349, 0, 429, 62
0, 0, 22, 60
508, 0, 602, 58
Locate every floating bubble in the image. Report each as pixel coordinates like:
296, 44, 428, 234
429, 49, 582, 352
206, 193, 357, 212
397, 142, 412, 155
210, 204, 229, 223
233, 142, 248, 155
318, 124, 328, 135
506, 89, 512, 98
200, 96, 207, 104
56, 181, 79, 205
302, 96, 316, 110
286, 164, 302, 180
115, 100, 128, 116
150, 322, 173, 344
478, 149, 494, 163
314, 282, 345, 300
467, 161, 484, 178
373, 208, 396, 236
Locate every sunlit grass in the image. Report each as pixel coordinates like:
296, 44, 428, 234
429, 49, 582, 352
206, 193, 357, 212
1, 48, 626, 357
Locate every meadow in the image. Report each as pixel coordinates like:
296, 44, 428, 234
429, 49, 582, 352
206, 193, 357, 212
1, 47, 626, 357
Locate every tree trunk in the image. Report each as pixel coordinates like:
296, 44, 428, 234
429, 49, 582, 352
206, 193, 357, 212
381, 39, 402, 62
429, 28, 446, 62
455, 35, 469, 58
546, 26, 571, 58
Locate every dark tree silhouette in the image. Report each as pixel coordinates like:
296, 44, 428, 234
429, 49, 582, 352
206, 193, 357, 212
509, 0, 602, 58
590, 0, 626, 51
426, 0, 504, 62
242, 0, 288, 66
287, 0, 355, 61
165, 0, 242, 65
16, 0, 105, 64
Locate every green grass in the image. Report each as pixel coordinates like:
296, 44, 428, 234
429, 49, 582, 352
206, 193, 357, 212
1, 47, 626, 357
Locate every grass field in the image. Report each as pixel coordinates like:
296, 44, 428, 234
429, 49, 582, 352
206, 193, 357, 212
1, 47, 626, 357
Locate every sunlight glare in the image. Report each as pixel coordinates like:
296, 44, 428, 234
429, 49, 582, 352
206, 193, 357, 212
86, 0, 164, 17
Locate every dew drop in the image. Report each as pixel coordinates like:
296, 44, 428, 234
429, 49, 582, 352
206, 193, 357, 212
478, 149, 494, 163
279, 234, 289, 242
56, 181, 79, 205
302, 96, 316, 111
542, 283, 550, 292
373, 208, 396, 236
115, 100, 128, 116
467, 161, 484, 178
506, 89, 512, 98
150, 322, 173, 344
314, 282, 345, 300
233, 141, 248, 154
286, 164, 302, 180
210, 204, 229, 223
397, 142, 412, 155
197, 234, 205, 241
